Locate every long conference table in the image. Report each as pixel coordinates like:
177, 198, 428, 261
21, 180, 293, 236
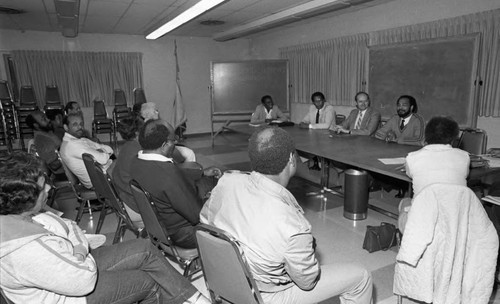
224, 124, 499, 218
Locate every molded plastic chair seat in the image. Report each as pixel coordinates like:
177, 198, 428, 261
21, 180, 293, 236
92, 99, 114, 146
129, 179, 199, 278
458, 128, 487, 155
19, 85, 37, 106
195, 224, 264, 304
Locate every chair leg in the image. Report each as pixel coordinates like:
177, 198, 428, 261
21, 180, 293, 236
397, 295, 403, 304
75, 199, 86, 223
113, 218, 125, 244
95, 205, 108, 234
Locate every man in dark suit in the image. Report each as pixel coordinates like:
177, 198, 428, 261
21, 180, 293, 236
331, 91, 381, 136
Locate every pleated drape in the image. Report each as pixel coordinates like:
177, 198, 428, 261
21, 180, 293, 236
11, 51, 143, 107
280, 34, 368, 105
280, 9, 500, 117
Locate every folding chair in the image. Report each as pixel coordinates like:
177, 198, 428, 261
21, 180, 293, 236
92, 99, 114, 146
19, 85, 37, 106
82, 153, 143, 243
129, 179, 199, 278
44, 85, 63, 111
133, 87, 147, 105
195, 224, 264, 304
55, 151, 102, 230
458, 128, 487, 155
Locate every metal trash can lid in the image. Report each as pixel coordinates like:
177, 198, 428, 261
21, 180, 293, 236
345, 169, 367, 176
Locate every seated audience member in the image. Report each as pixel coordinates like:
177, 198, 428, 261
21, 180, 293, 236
130, 119, 221, 249
112, 117, 144, 225
64, 101, 82, 115
25, 111, 62, 174
140, 101, 196, 163
300, 91, 336, 129
60, 113, 114, 188
331, 92, 381, 136
398, 116, 470, 232
250, 95, 288, 124
45, 108, 65, 141
375, 95, 424, 146
201, 126, 373, 304
0, 152, 210, 304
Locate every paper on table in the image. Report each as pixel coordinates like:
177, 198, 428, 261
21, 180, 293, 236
481, 155, 500, 168
482, 195, 500, 206
378, 157, 406, 165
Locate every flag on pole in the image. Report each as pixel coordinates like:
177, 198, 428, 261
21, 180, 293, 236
172, 40, 187, 129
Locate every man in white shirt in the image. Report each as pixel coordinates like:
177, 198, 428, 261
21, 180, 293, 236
60, 113, 114, 188
300, 92, 336, 130
331, 92, 381, 136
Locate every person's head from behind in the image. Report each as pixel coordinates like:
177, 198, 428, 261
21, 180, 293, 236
248, 126, 296, 177
25, 111, 53, 132
425, 116, 459, 145
117, 117, 141, 141
0, 152, 51, 216
63, 113, 85, 139
141, 102, 159, 122
138, 119, 176, 157
261, 95, 274, 111
396, 95, 418, 118
45, 109, 64, 128
64, 101, 81, 115
311, 92, 326, 110
355, 92, 370, 111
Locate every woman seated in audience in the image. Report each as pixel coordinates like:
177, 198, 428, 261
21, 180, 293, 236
398, 116, 470, 232
0, 151, 210, 304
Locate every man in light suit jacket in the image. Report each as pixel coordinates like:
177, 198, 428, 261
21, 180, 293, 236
331, 92, 381, 136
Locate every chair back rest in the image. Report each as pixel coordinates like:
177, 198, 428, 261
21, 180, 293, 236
20, 86, 37, 106
129, 179, 171, 245
195, 224, 264, 304
335, 114, 346, 125
458, 128, 487, 155
0, 80, 13, 101
114, 89, 127, 107
45, 85, 61, 104
55, 150, 81, 195
133, 88, 147, 105
93, 100, 108, 119
82, 153, 135, 225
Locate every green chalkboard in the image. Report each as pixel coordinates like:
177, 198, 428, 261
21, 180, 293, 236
211, 60, 289, 114
368, 34, 479, 127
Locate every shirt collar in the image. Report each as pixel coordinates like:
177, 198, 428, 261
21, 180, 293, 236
249, 171, 304, 214
137, 150, 173, 163
63, 132, 79, 141
402, 114, 413, 122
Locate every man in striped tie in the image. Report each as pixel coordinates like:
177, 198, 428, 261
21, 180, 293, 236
331, 92, 381, 136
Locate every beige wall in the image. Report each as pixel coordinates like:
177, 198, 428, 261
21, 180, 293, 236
0, 30, 251, 134
248, 0, 500, 149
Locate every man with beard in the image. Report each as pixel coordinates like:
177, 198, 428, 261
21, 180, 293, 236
375, 95, 424, 146
60, 113, 114, 188
26, 111, 63, 173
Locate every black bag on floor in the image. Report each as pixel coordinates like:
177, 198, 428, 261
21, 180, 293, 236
362, 222, 401, 253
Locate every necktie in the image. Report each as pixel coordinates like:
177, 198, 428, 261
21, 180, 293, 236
315, 110, 320, 124
400, 119, 405, 130
355, 112, 363, 129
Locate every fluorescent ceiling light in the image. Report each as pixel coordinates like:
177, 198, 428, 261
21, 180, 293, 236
146, 0, 227, 40
213, 0, 350, 41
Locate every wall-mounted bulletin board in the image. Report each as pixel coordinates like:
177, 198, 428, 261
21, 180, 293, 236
368, 34, 480, 127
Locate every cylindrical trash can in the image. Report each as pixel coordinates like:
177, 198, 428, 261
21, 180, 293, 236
343, 169, 369, 220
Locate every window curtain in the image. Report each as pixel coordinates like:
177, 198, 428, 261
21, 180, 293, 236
11, 51, 143, 108
280, 34, 368, 105
369, 9, 500, 117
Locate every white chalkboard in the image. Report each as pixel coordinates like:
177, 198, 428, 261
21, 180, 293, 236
210, 60, 289, 114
